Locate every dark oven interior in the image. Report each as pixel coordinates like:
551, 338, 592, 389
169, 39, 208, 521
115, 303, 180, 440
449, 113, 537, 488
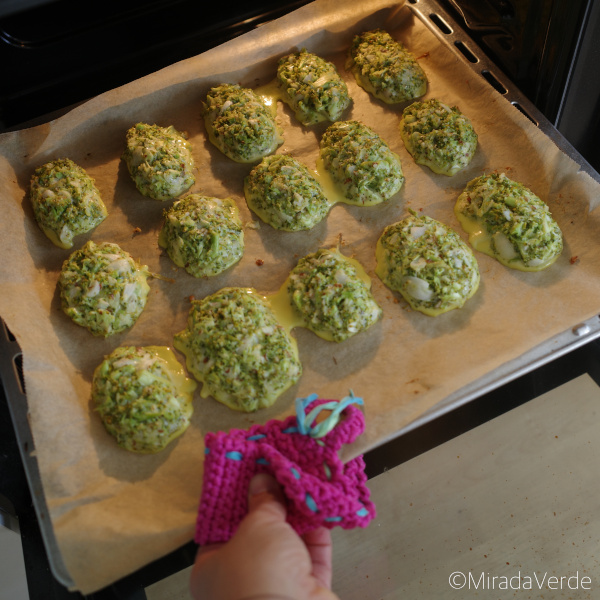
0, 0, 313, 128
439, 0, 600, 173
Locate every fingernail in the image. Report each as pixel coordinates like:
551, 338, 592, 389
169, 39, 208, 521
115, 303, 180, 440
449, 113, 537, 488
248, 473, 278, 497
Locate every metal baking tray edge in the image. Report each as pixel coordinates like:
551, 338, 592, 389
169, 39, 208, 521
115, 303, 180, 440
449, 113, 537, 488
2, 0, 600, 590
401, 313, 600, 437
0, 319, 75, 588
410, 0, 600, 184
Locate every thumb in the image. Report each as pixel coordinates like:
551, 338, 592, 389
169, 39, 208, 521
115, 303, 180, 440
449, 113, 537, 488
247, 473, 287, 520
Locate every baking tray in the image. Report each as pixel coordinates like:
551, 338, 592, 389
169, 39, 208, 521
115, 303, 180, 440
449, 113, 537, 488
2, 0, 600, 590
0, 319, 74, 587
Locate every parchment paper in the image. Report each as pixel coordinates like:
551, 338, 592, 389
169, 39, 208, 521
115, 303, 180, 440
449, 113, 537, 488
1, 0, 600, 593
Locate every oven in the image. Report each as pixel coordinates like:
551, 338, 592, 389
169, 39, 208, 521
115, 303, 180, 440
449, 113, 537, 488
1, 0, 599, 598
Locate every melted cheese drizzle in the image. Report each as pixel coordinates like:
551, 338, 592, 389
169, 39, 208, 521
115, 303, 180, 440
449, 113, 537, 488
266, 247, 374, 341
255, 80, 284, 107
41, 226, 69, 249
145, 345, 198, 397
313, 157, 354, 206
454, 210, 558, 272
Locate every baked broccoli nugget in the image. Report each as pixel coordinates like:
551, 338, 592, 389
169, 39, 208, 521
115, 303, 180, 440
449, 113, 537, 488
347, 30, 427, 104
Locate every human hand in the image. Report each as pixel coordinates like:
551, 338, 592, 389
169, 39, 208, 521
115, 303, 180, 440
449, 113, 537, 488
190, 473, 340, 600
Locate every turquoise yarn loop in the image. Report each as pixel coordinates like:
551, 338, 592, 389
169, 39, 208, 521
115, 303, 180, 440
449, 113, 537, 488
295, 390, 363, 438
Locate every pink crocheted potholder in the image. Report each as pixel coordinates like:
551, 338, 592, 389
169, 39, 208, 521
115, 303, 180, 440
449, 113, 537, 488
195, 392, 376, 545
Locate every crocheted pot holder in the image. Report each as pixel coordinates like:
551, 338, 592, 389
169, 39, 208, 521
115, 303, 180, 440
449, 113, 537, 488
195, 391, 376, 545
